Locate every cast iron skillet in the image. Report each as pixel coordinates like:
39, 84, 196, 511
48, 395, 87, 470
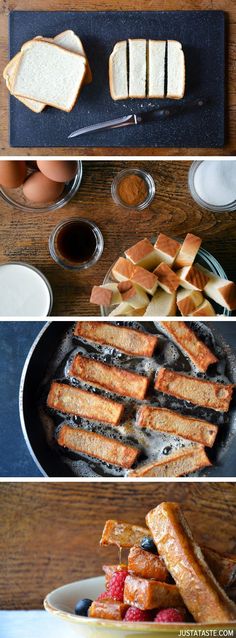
19, 321, 236, 477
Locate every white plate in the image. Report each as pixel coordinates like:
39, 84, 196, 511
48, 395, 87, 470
44, 576, 236, 637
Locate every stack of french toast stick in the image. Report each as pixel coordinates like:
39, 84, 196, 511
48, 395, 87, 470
46, 321, 235, 477
87, 502, 236, 623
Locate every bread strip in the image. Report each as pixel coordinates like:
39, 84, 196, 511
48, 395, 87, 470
124, 575, 183, 610
47, 381, 124, 425
57, 425, 139, 469
69, 354, 149, 400
89, 600, 129, 620
155, 368, 234, 412
129, 39, 146, 98
74, 322, 158, 357
109, 41, 128, 100
159, 320, 218, 372
167, 40, 185, 99
128, 546, 168, 581
128, 446, 211, 477
137, 405, 218, 447
146, 502, 236, 622
174, 233, 202, 268
203, 547, 236, 589
148, 40, 166, 98
100, 519, 149, 548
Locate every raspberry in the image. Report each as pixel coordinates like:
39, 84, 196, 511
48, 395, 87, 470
107, 570, 128, 602
154, 608, 185, 623
96, 591, 109, 601
124, 606, 153, 622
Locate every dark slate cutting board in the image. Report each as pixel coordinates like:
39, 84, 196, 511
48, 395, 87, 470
9, 10, 225, 148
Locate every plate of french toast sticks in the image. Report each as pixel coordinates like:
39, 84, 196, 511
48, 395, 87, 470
8, 11, 224, 147
44, 502, 236, 634
20, 320, 236, 477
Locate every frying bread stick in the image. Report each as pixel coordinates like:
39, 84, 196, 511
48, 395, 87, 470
69, 354, 149, 400
128, 546, 168, 581
159, 320, 218, 372
74, 321, 158, 357
124, 575, 183, 610
146, 502, 236, 622
100, 519, 149, 548
128, 446, 211, 477
155, 368, 234, 412
57, 425, 139, 469
137, 405, 218, 447
47, 381, 124, 425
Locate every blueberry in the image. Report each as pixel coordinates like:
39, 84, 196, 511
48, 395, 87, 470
74, 598, 93, 616
141, 536, 158, 554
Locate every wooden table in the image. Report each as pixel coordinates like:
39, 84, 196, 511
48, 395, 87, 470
0, 0, 235, 157
0, 482, 235, 609
0, 160, 236, 316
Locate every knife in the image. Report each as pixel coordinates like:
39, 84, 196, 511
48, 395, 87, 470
68, 98, 206, 139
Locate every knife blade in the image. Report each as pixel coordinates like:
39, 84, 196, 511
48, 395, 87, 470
68, 98, 206, 139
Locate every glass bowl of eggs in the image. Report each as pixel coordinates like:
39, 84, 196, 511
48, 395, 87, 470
0, 160, 82, 213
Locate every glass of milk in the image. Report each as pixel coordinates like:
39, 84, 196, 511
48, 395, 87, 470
188, 160, 236, 212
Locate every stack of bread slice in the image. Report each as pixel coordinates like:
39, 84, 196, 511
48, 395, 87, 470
109, 39, 185, 100
3, 30, 92, 113
90, 232, 236, 316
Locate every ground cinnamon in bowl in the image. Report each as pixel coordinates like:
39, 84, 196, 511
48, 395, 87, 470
117, 173, 148, 207
111, 168, 155, 211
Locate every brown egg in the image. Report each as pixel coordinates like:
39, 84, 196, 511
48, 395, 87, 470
23, 171, 65, 203
0, 160, 26, 188
37, 160, 78, 183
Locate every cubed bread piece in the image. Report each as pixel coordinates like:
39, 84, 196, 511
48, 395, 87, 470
137, 405, 218, 447
192, 299, 216, 316
100, 519, 149, 548
90, 286, 113, 307
124, 575, 183, 610
144, 290, 176, 316
177, 289, 204, 316
176, 265, 210, 291
128, 546, 168, 581
154, 233, 181, 266
89, 599, 129, 620
118, 281, 149, 309
153, 262, 179, 293
102, 283, 122, 306
128, 446, 211, 477
109, 302, 134, 316
196, 264, 236, 311
159, 320, 218, 372
148, 40, 166, 98
155, 368, 234, 412
131, 266, 158, 295
125, 238, 160, 271
174, 233, 202, 268
112, 257, 134, 282
129, 39, 146, 98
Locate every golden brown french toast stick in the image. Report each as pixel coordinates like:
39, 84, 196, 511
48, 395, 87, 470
69, 354, 149, 400
47, 381, 124, 425
74, 321, 158, 357
155, 368, 234, 412
159, 321, 218, 372
146, 502, 236, 622
137, 405, 218, 447
57, 425, 139, 469
128, 545, 168, 581
100, 519, 149, 548
124, 575, 183, 610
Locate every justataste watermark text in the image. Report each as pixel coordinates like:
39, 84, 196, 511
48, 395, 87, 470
178, 630, 235, 637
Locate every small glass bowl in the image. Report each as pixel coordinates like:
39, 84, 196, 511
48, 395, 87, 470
188, 161, 236, 213
0, 262, 53, 317
101, 245, 231, 317
49, 217, 104, 271
111, 168, 155, 211
0, 160, 83, 213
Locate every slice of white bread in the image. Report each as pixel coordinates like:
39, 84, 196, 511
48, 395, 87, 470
167, 40, 185, 99
148, 40, 166, 98
54, 30, 92, 84
129, 39, 146, 98
109, 41, 128, 100
12, 39, 86, 112
3, 52, 45, 113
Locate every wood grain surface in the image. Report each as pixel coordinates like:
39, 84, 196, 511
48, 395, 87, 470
0, 482, 235, 609
1, 159, 236, 315
0, 0, 235, 157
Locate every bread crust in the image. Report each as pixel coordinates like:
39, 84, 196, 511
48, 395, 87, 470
146, 502, 236, 622
74, 321, 158, 357
57, 424, 138, 468
137, 404, 218, 447
155, 368, 234, 412
47, 381, 124, 425
68, 354, 149, 400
